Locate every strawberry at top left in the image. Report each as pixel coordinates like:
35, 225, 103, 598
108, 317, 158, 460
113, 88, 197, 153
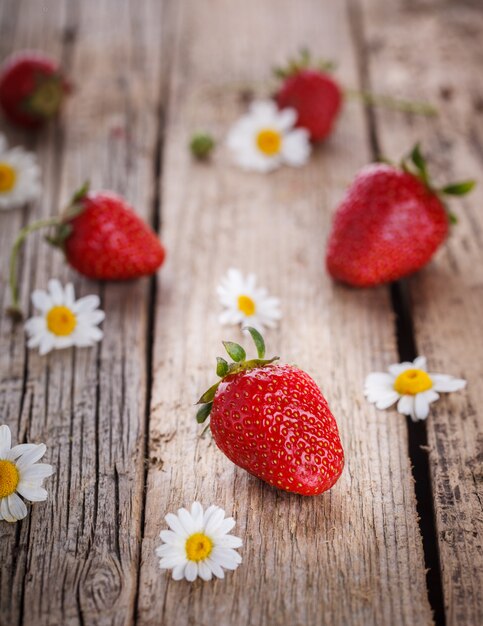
0, 51, 70, 129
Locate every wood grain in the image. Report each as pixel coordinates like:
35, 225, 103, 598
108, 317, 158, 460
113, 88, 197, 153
358, 0, 483, 624
0, 1, 166, 624
136, 1, 432, 624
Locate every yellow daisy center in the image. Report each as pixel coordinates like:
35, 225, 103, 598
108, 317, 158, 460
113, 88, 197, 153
46, 305, 77, 336
394, 368, 433, 395
0, 162, 17, 193
256, 128, 282, 156
185, 532, 213, 562
238, 294, 256, 316
0, 459, 20, 498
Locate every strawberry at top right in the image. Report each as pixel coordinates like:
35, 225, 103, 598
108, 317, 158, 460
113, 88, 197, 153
325, 144, 475, 287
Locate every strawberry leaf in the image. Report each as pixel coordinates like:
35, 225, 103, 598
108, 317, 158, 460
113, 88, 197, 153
216, 357, 229, 377
70, 181, 90, 205
196, 403, 213, 424
441, 180, 476, 196
245, 326, 265, 359
410, 143, 429, 185
223, 341, 246, 362
196, 381, 221, 405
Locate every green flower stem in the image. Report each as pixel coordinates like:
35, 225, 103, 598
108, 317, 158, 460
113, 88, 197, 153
345, 88, 438, 117
8, 216, 61, 319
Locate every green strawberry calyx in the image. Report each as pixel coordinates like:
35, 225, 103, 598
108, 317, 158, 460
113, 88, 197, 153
273, 48, 336, 80
7, 182, 90, 320
196, 327, 279, 424
23, 72, 67, 119
399, 143, 476, 224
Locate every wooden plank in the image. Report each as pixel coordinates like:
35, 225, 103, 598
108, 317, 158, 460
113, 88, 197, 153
358, 0, 483, 624
0, 1, 167, 624
136, 1, 433, 624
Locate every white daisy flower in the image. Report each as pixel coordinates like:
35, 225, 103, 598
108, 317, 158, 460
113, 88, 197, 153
364, 356, 466, 421
156, 502, 242, 582
25, 279, 105, 356
217, 268, 282, 332
227, 100, 311, 172
0, 134, 41, 210
0, 424, 54, 523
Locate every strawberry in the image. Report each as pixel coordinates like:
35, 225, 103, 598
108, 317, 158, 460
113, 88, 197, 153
196, 328, 344, 496
326, 145, 475, 287
8, 183, 165, 318
0, 51, 69, 129
274, 50, 342, 142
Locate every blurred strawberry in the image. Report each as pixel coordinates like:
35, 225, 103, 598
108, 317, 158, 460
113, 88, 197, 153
274, 49, 342, 142
0, 51, 70, 129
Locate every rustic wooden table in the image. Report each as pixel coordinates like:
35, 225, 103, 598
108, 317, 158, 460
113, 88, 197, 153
0, 1, 482, 625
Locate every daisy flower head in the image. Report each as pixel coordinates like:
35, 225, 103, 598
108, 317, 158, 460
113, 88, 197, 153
0, 424, 54, 523
217, 268, 282, 332
0, 134, 41, 210
156, 502, 242, 582
25, 279, 105, 356
227, 100, 311, 172
364, 356, 466, 421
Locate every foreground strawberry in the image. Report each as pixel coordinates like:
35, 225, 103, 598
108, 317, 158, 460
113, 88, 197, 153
326, 145, 475, 287
196, 328, 344, 496
8, 183, 165, 317
275, 51, 342, 142
0, 51, 70, 129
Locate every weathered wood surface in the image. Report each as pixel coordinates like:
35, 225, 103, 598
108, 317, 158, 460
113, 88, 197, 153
0, 0, 480, 625
359, 1, 483, 624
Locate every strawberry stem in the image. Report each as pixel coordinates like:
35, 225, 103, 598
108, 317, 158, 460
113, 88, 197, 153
8, 216, 61, 320
345, 89, 438, 117
196, 327, 279, 424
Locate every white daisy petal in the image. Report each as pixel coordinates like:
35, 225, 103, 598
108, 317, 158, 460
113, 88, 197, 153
16, 483, 48, 502
31, 290, 52, 313
397, 395, 414, 416
204, 507, 226, 535
206, 557, 225, 579
413, 356, 427, 371
198, 561, 213, 581
0, 424, 12, 456
431, 375, 467, 393
172, 564, 186, 580
414, 392, 431, 421
374, 391, 399, 410
184, 561, 198, 582
165, 513, 189, 537
4, 493, 27, 522
177, 507, 197, 535
156, 502, 242, 582
15, 443, 46, 470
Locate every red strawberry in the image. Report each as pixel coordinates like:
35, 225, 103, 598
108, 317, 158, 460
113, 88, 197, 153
8, 183, 165, 318
61, 187, 165, 280
196, 328, 344, 496
0, 51, 69, 129
274, 51, 342, 142
326, 145, 475, 287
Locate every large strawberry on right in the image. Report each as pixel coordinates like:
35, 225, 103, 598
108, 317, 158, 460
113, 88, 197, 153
196, 328, 344, 496
326, 145, 475, 287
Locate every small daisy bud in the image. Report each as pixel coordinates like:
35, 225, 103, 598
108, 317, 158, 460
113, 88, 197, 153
189, 132, 215, 160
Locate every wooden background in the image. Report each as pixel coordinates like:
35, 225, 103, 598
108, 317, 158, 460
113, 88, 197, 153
0, 0, 482, 625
